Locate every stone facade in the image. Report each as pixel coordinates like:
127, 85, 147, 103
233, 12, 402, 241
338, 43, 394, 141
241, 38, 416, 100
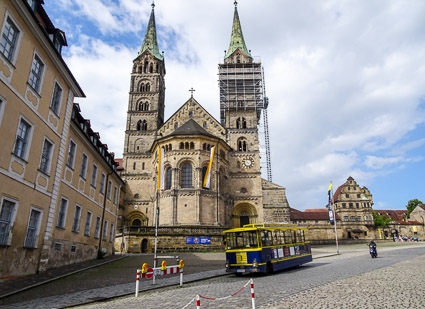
116, 3, 290, 253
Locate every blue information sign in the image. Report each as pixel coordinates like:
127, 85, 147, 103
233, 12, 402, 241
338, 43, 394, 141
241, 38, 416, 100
186, 237, 211, 244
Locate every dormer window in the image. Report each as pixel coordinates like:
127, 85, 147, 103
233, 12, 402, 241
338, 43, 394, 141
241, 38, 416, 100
26, 0, 37, 10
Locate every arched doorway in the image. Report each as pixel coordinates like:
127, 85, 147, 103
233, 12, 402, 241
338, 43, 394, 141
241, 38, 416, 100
232, 203, 258, 228
141, 238, 148, 253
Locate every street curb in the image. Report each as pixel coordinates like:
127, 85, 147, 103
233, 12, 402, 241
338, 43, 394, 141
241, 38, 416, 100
0, 255, 129, 300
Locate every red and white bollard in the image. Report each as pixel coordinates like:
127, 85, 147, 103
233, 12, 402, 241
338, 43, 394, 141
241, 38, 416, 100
196, 294, 200, 309
250, 278, 256, 309
135, 269, 140, 297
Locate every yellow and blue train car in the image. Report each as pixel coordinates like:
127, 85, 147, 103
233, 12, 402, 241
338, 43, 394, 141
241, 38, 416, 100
224, 223, 312, 275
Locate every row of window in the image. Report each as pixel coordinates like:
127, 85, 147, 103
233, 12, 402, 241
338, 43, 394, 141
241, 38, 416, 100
56, 198, 114, 242
162, 165, 219, 189
133, 61, 160, 74
137, 102, 149, 111
338, 202, 371, 209
1, 15, 64, 114
66, 140, 118, 205
343, 215, 373, 222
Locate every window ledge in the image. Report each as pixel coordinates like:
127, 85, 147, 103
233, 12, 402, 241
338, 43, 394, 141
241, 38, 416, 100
37, 169, 51, 177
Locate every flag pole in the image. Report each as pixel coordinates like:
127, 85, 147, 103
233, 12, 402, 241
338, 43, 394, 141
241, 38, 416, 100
330, 181, 339, 254
153, 147, 163, 284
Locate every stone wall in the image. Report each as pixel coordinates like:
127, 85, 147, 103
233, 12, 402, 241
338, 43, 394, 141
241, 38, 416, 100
115, 226, 227, 253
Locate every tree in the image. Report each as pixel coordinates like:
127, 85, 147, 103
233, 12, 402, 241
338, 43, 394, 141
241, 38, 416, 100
406, 199, 423, 218
373, 210, 393, 228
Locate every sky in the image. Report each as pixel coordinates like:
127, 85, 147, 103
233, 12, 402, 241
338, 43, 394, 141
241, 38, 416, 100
44, 0, 425, 211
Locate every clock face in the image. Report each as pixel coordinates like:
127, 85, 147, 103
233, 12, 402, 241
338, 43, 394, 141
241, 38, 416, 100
242, 157, 254, 169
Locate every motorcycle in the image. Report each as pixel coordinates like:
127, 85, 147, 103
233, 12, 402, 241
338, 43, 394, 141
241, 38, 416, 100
369, 244, 378, 258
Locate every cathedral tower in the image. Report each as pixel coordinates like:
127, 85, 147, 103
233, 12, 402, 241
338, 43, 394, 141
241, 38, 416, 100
218, 1, 265, 227
124, 3, 165, 158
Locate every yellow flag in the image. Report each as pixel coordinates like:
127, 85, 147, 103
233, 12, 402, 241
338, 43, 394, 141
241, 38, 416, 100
203, 146, 215, 188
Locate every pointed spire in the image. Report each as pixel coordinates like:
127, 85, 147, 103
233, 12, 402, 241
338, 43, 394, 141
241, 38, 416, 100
225, 1, 251, 59
138, 1, 163, 60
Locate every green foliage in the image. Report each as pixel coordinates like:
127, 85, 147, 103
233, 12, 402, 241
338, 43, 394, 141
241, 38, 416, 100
406, 199, 423, 218
373, 210, 393, 228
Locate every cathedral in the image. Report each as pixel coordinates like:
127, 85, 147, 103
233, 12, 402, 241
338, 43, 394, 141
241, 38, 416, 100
116, 2, 291, 253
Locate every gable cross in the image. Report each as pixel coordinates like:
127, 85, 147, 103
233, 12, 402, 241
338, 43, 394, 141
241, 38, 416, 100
189, 87, 196, 98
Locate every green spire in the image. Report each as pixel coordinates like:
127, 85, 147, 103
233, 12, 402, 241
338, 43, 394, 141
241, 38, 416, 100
225, 1, 251, 59
138, 2, 163, 60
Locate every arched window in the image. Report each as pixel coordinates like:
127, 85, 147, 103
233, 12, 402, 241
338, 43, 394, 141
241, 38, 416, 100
144, 60, 148, 73
203, 143, 207, 151
133, 162, 136, 170
140, 83, 145, 92
189, 111, 193, 118
156, 64, 159, 72
138, 102, 143, 111
141, 102, 149, 111
146, 83, 150, 92
179, 142, 184, 149
190, 142, 194, 149
166, 167, 172, 190
236, 117, 246, 129
169, 144, 172, 151
149, 63, 153, 73
142, 162, 145, 170
203, 122, 207, 128
185, 142, 189, 149
238, 138, 247, 152
138, 120, 147, 131
201, 166, 208, 188
181, 163, 192, 188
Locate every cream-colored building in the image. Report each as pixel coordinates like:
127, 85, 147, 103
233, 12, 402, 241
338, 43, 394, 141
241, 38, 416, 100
116, 3, 291, 253
0, 0, 123, 278
291, 177, 425, 243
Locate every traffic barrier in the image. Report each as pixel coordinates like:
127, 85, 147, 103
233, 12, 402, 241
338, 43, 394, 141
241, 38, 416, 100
135, 259, 184, 297
181, 279, 255, 308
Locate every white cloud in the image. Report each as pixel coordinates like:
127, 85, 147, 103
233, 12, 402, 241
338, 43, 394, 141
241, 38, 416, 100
48, 0, 425, 210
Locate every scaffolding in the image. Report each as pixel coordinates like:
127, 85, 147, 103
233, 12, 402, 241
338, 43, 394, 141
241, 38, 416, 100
218, 57, 272, 181
218, 57, 264, 125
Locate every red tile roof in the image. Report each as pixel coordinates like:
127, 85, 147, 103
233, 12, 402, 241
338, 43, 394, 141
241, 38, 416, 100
305, 209, 328, 213
290, 208, 340, 220
332, 184, 344, 202
375, 210, 422, 225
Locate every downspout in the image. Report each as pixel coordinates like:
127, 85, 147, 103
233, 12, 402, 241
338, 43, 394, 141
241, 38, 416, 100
98, 170, 113, 258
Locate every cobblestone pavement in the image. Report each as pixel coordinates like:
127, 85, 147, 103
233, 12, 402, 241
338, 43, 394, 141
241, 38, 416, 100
265, 254, 425, 309
2, 243, 424, 308
71, 243, 424, 309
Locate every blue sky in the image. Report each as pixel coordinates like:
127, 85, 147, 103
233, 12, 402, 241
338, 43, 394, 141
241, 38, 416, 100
44, 0, 425, 211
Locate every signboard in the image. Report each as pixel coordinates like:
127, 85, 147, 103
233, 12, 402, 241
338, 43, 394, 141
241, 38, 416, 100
146, 268, 154, 279
185, 237, 211, 244
278, 248, 284, 258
